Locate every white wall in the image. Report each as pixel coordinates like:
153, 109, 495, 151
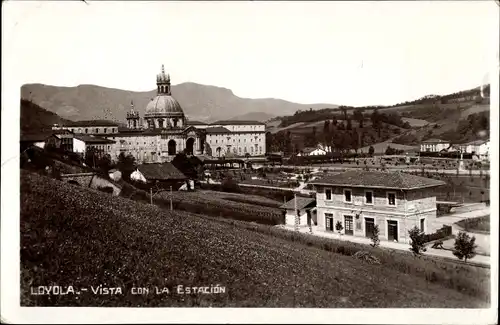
73, 138, 86, 154
34, 141, 46, 149
130, 170, 147, 183
285, 209, 309, 227
309, 149, 327, 156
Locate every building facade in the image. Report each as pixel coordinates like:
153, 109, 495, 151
457, 139, 490, 161
420, 139, 451, 153
51, 65, 266, 163
310, 170, 445, 244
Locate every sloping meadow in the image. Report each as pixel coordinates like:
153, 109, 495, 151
20, 171, 489, 307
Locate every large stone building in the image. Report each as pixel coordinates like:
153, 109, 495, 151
53, 65, 266, 163
309, 170, 446, 244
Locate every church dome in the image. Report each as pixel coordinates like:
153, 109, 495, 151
145, 95, 184, 117
144, 64, 185, 118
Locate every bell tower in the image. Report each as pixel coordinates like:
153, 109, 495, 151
126, 100, 140, 129
156, 64, 171, 95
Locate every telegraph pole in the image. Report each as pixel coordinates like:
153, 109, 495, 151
170, 186, 173, 211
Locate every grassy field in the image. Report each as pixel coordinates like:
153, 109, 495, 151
21, 171, 489, 307
456, 215, 490, 234
154, 189, 284, 225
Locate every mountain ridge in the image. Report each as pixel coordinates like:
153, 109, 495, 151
22, 82, 339, 123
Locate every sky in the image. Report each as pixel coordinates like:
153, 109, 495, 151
2, 1, 499, 107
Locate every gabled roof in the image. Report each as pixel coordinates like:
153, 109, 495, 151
137, 163, 187, 181
211, 120, 266, 126
302, 147, 325, 154
280, 196, 316, 210
310, 170, 446, 190
205, 126, 231, 134
66, 120, 120, 127
75, 135, 115, 144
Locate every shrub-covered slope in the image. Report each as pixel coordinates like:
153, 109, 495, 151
21, 171, 488, 307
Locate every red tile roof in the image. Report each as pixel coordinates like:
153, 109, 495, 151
310, 170, 446, 190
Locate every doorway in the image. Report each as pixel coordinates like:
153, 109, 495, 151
344, 215, 354, 235
365, 217, 375, 238
186, 138, 195, 155
387, 220, 398, 242
168, 140, 176, 156
325, 214, 334, 232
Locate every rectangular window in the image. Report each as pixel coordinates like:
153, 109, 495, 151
365, 190, 373, 205
325, 189, 332, 200
387, 192, 396, 206
344, 189, 352, 203
325, 213, 334, 232
104, 128, 107, 133
420, 218, 425, 233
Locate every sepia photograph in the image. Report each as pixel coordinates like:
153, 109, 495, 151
1, 0, 499, 323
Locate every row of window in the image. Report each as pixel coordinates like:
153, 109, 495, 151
71, 127, 117, 134
324, 215, 426, 238
88, 144, 111, 151
210, 137, 262, 144
325, 189, 397, 206
215, 146, 263, 154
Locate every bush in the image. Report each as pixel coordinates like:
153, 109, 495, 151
221, 176, 241, 193
408, 226, 427, 256
453, 231, 478, 263
370, 224, 380, 248
353, 251, 381, 265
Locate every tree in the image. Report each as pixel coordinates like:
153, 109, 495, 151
346, 118, 353, 131
341, 107, 348, 121
453, 231, 477, 263
97, 154, 112, 173
368, 145, 375, 156
370, 224, 380, 248
335, 220, 344, 237
305, 126, 317, 147
284, 131, 293, 155
408, 226, 427, 257
172, 152, 198, 179
385, 145, 397, 155
323, 120, 331, 144
351, 129, 360, 153
221, 175, 241, 193
117, 152, 136, 181
353, 109, 364, 128
84, 147, 100, 168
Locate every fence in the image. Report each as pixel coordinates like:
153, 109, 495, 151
423, 225, 453, 243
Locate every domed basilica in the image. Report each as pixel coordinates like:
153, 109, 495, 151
56, 65, 267, 164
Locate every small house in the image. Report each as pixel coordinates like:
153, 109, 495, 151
280, 196, 317, 227
130, 162, 187, 189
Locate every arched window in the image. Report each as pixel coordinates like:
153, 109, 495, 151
85, 128, 88, 133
